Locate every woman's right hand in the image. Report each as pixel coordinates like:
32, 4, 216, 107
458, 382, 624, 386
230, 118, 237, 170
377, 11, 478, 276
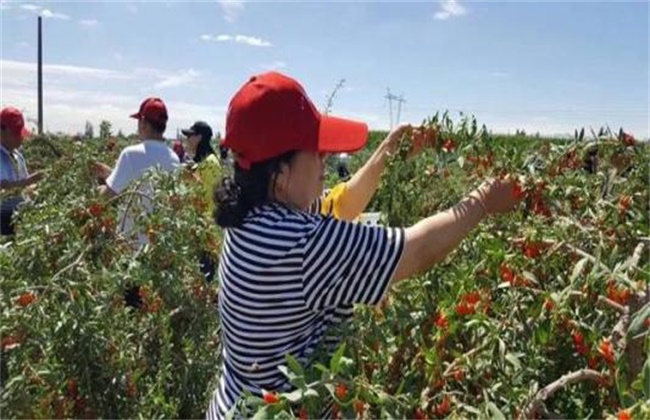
470, 176, 521, 216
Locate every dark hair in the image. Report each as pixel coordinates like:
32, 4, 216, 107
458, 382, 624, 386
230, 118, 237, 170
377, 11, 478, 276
144, 118, 166, 135
219, 145, 229, 160
194, 136, 216, 163
214, 151, 296, 228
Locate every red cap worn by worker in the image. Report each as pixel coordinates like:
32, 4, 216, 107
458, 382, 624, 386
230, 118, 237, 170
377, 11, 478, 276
0, 107, 31, 139
222, 72, 368, 170
130, 97, 168, 125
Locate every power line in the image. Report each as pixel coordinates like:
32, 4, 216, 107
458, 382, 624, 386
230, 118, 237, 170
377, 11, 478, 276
385, 87, 406, 128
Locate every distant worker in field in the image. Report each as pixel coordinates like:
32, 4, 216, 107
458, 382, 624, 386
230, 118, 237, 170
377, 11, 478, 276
181, 120, 221, 282
336, 152, 351, 180
93, 97, 179, 203
93, 97, 180, 307
206, 71, 521, 419
172, 139, 186, 163
0, 107, 42, 236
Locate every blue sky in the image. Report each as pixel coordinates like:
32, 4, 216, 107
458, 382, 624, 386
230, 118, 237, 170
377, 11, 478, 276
1, 0, 647, 139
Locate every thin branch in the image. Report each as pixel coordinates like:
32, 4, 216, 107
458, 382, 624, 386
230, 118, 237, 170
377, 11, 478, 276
442, 340, 490, 378
609, 312, 630, 355
628, 242, 645, 270
520, 369, 607, 419
323, 78, 346, 115
51, 245, 90, 283
568, 291, 627, 314
560, 243, 610, 273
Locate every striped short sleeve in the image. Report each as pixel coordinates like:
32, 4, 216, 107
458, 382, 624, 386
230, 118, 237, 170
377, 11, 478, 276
300, 217, 405, 310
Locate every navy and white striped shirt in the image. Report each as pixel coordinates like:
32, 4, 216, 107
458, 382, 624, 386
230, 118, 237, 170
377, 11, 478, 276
207, 202, 404, 419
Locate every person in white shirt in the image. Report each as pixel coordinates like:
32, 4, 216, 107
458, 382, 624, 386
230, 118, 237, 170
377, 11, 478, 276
93, 97, 180, 308
93, 97, 180, 240
94, 97, 179, 195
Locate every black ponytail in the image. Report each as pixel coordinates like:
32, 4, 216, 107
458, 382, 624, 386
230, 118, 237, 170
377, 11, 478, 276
194, 137, 216, 164
214, 151, 296, 228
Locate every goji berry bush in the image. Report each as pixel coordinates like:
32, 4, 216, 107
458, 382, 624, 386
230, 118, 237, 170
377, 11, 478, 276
1, 116, 648, 419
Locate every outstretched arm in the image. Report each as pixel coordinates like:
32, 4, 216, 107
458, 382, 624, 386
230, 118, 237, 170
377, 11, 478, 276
336, 124, 412, 221
391, 178, 520, 283
0, 172, 43, 190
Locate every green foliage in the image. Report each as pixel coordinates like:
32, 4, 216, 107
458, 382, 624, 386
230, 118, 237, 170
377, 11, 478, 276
1, 120, 648, 418
1, 138, 220, 418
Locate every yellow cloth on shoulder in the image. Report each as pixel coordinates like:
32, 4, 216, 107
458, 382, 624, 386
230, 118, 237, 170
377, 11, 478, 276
319, 182, 348, 220
196, 154, 222, 216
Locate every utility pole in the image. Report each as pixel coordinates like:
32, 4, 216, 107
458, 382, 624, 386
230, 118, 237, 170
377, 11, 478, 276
385, 87, 406, 129
37, 16, 43, 135
395, 93, 405, 126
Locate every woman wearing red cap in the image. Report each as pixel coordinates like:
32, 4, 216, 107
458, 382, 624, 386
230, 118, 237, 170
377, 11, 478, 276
206, 72, 519, 419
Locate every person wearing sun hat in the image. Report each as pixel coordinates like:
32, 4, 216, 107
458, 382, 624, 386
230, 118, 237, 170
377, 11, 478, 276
0, 106, 42, 235
181, 120, 222, 282
93, 97, 179, 198
206, 71, 521, 419
93, 97, 180, 243
91, 97, 181, 308
0, 107, 40, 191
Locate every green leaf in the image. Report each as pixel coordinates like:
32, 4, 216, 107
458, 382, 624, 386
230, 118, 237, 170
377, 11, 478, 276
522, 271, 538, 284
457, 156, 465, 168
286, 354, 304, 376
330, 342, 346, 375
628, 302, 650, 336
314, 362, 329, 374
570, 257, 589, 283
304, 388, 319, 398
252, 405, 269, 420
535, 326, 549, 345
505, 353, 522, 371
498, 339, 506, 363
277, 365, 292, 380
283, 389, 304, 403
462, 404, 481, 415
324, 383, 335, 397
487, 402, 506, 420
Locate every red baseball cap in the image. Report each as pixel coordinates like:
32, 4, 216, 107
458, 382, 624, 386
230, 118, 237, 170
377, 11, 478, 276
130, 97, 168, 124
222, 72, 368, 169
0, 107, 30, 139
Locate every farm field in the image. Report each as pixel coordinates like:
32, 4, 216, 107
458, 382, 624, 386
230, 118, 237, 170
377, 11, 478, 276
1, 114, 648, 419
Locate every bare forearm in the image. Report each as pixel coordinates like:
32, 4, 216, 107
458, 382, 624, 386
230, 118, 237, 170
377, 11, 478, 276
392, 195, 486, 283
339, 141, 391, 220
98, 185, 116, 198
94, 162, 113, 182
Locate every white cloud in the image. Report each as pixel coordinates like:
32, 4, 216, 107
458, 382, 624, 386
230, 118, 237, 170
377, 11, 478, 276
434, 0, 467, 20
79, 19, 98, 26
126, 3, 138, 14
19, 4, 70, 20
1, 59, 131, 80
201, 33, 272, 47
218, 0, 245, 23
260, 61, 287, 71
41, 9, 70, 20
113, 52, 124, 62
20, 4, 41, 12
490, 71, 509, 78
1, 59, 227, 136
1, 1, 11, 11
154, 69, 201, 89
